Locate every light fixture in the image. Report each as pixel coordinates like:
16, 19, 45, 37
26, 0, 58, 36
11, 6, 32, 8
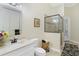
8, 3, 22, 8
9, 3, 18, 6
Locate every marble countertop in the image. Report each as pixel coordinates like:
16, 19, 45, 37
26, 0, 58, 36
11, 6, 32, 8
0, 38, 38, 55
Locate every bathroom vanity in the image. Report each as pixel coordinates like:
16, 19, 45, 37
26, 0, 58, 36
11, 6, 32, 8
0, 39, 39, 56
0, 4, 39, 56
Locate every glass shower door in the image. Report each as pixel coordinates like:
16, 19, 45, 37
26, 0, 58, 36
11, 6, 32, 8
44, 14, 63, 33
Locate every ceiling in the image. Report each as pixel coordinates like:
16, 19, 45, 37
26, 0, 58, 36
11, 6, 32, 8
64, 3, 77, 7
50, 3, 64, 7
50, 3, 78, 7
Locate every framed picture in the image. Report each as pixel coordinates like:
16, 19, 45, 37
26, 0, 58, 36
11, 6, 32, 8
34, 18, 40, 27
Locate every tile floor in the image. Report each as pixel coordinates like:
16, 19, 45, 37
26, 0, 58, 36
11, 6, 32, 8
46, 50, 61, 56
46, 42, 79, 56
61, 42, 79, 56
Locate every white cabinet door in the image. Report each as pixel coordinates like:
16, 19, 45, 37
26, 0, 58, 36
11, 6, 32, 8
3, 43, 37, 56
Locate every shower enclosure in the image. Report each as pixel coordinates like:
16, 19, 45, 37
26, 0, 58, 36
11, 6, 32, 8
44, 14, 64, 51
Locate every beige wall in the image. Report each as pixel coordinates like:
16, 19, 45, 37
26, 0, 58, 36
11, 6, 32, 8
21, 3, 64, 52
64, 4, 79, 43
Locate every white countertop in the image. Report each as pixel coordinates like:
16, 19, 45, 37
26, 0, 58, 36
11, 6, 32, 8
0, 38, 38, 55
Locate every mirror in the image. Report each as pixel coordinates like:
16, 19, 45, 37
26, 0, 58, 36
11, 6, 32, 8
0, 5, 22, 38
44, 14, 63, 33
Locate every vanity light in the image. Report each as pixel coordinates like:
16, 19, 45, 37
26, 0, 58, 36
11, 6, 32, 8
8, 3, 22, 8
9, 3, 18, 6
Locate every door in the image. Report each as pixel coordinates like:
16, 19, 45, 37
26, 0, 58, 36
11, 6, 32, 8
64, 16, 71, 42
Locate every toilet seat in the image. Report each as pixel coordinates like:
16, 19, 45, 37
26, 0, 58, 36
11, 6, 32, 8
34, 47, 46, 56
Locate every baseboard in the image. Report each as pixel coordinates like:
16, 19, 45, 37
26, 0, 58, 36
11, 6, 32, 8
50, 48, 61, 53
70, 40, 79, 48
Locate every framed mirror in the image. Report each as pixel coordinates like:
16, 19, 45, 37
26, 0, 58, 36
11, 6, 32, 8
44, 14, 63, 33
0, 5, 22, 37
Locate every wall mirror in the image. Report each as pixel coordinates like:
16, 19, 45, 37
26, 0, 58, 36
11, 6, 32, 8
44, 14, 63, 33
0, 5, 22, 37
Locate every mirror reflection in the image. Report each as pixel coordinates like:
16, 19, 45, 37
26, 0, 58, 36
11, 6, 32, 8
0, 5, 22, 38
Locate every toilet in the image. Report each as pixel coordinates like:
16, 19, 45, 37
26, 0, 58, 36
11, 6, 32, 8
34, 47, 46, 56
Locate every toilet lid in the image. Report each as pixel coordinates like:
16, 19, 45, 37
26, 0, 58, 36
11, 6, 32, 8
35, 48, 46, 53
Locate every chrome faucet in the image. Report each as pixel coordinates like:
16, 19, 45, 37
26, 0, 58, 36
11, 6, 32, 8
10, 38, 18, 43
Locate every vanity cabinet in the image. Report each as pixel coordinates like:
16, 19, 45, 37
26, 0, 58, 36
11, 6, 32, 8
3, 42, 38, 56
